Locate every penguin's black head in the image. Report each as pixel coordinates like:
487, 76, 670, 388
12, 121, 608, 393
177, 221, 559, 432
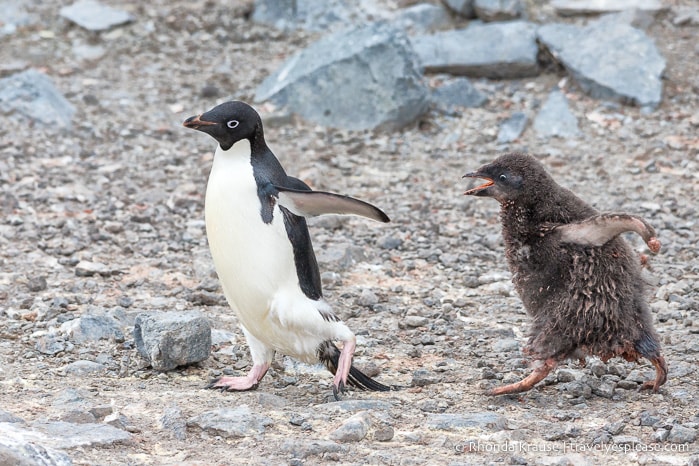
183, 101, 262, 151
463, 153, 551, 204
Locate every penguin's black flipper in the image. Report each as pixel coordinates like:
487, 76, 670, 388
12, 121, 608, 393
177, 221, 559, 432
317, 341, 393, 395
275, 186, 390, 223
549, 213, 661, 253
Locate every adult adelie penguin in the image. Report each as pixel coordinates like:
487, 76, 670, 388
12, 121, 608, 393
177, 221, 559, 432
463, 153, 667, 396
183, 101, 391, 399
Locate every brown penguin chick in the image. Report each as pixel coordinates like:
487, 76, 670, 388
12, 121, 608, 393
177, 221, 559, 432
463, 153, 667, 396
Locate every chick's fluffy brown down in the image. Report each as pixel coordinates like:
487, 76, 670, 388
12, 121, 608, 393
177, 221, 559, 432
464, 153, 667, 396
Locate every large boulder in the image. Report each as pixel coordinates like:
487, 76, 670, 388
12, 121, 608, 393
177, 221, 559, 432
255, 22, 429, 131
410, 21, 540, 78
538, 20, 665, 108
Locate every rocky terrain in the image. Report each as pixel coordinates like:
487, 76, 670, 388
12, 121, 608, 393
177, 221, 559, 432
1, 0, 698, 465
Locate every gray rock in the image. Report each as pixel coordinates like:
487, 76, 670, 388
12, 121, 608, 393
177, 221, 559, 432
639, 411, 660, 427
251, 0, 378, 32
187, 406, 272, 438
0, 425, 73, 466
317, 399, 393, 413
613, 434, 641, 446
72, 43, 106, 62
357, 289, 379, 307
316, 244, 367, 271
474, 0, 524, 22
604, 421, 625, 435
667, 425, 697, 444
426, 412, 507, 431
533, 90, 580, 138
537, 20, 665, 108
374, 425, 394, 442
431, 78, 488, 110
378, 235, 403, 250
133, 311, 211, 371
411, 21, 539, 78
255, 23, 429, 131
59, 410, 96, 424
88, 406, 113, 421
0, 70, 75, 129
35, 334, 68, 355
61, 313, 125, 343
551, 0, 666, 17
1, 0, 38, 36
412, 369, 441, 387
497, 112, 528, 143
404, 315, 429, 327
556, 368, 583, 383
443, 0, 475, 17
32, 421, 130, 448
392, 3, 453, 34
329, 411, 372, 442
74, 260, 115, 277
653, 428, 670, 442
159, 405, 187, 440
492, 338, 519, 352
0, 409, 24, 423
589, 378, 616, 398
281, 439, 347, 459
63, 360, 106, 376
673, 7, 699, 26
59, 0, 133, 31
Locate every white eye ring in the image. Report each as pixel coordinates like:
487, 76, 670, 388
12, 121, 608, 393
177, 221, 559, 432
227, 120, 239, 129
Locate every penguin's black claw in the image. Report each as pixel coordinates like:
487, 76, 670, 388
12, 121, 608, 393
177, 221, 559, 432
332, 380, 346, 401
206, 378, 222, 389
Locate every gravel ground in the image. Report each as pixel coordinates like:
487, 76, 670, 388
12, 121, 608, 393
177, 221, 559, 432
1, 1, 698, 465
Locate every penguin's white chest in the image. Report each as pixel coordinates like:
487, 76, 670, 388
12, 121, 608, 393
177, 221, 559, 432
204, 141, 297, 333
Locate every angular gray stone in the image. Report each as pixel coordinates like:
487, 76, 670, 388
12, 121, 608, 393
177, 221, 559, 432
317, 399, 393, 413
316, 243, 367, 271
159, 405, 187, 440
0, 0, 38, 36
0, 429, 73, 466
443, 0, 476, 18
35, 334, 68, 355
411, 21, 540, 78
426, 412, 507, 431
497, 112, 528, 143
255, 23, 429, 131
667, 425, 697, 444
0, 409, 24, 423
63, 360, 106, 376
474, 0, 524, 22
492, 338, 519, 352
32, 421, 131, 448
329, 411, 372, 443
537, 21, 665, 108
392, 3, 453, 34
0, 70, 75, 129
533, 90, 580, 138
60, 0, 133, 31
61, 313, 125, 344
251, 0, 378, 32
188, 406, 272, 438
551, 0, 666, 17
431, 78, 488, 110
133, 311, 211, 371
281, 439, 347, 459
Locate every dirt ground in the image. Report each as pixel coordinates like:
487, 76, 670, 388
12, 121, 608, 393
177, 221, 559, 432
1, 0, 698, 465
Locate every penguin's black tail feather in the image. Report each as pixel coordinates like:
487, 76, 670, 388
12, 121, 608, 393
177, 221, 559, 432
317, 340, 394, 392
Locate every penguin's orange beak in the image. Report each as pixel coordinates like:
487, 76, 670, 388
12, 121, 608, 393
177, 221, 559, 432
462, 173, 494, 196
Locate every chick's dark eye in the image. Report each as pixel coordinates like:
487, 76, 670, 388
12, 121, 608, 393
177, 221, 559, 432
227, 120, 239, 129
499, 174, 507, 181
